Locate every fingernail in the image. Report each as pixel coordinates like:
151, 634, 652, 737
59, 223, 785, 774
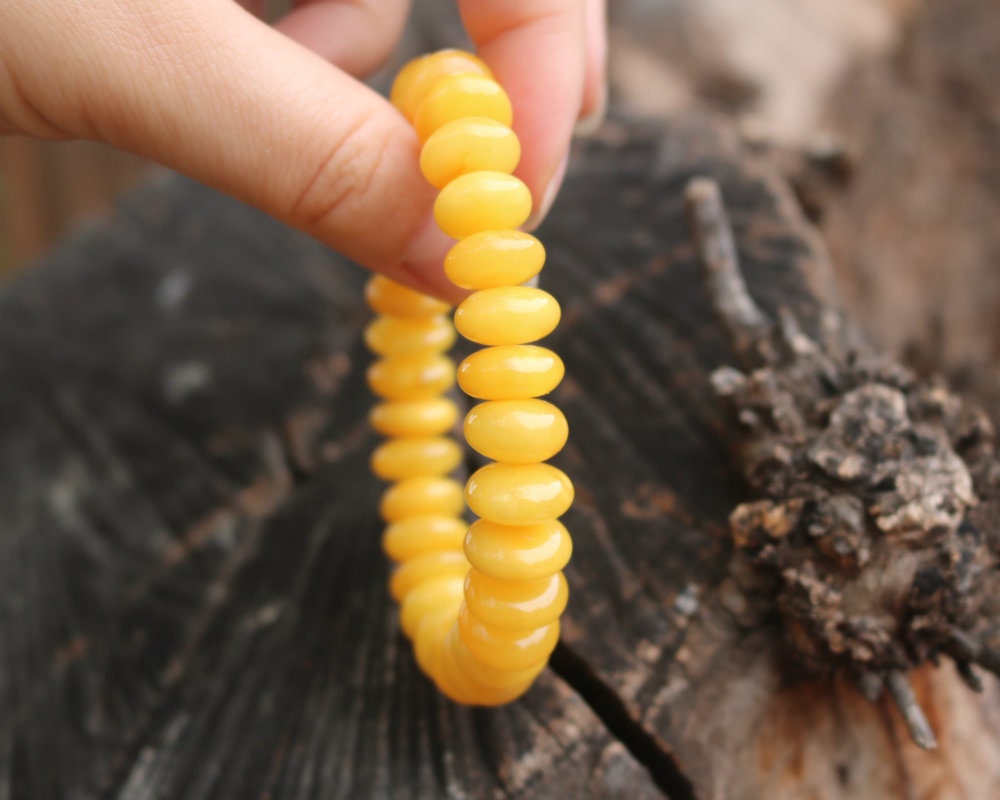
574, 85, 608, 136
525, 153, 570, 231
394, 215, 464, 303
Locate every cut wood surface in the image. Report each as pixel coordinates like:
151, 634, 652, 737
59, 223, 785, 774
2, 116, 998, 799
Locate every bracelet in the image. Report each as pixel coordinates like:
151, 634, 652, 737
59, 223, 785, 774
365, 50, 573, 705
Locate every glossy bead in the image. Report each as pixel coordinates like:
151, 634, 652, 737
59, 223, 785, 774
440, 627, 532, 705
451, 627, 545, 690
369, 398, 458, 438
434, 635, 482, 705
364, 315, 455, 357
464, 519, 572, 582
389, 550, 469, 602
367, 354, 455, 401
399, 575, 465, 638
414, 74, 513, 142
365, 275, 450, 318
464, 400, 568, 464
371, 437, 463, 480
458, 605, 559, 671
464, 569, 568, 630
444, 231, 546, 290
434, 172, 532, 240
390, 50, 492, 122
383, 515, 468, 562
466, 463, 574, 525
455, 287, 560, 345
380, 476, 464, 523
413, 605, 454, 678
457, 345, 563, 400
420, 118, 520, 190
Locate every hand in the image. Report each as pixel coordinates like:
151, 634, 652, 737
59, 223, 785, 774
0, 1, 606, 300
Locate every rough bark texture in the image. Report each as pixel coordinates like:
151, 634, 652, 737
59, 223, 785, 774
2, 117, 1000, 799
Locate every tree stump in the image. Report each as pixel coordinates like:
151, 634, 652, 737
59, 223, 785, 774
2, 116, 999, 799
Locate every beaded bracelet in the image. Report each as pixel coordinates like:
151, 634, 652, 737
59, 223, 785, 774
365, 50, 573, 705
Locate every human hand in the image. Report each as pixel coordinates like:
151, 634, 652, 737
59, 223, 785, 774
0, 1, 606, 300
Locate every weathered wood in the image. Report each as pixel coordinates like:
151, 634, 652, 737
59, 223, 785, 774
2, 115, 998, 799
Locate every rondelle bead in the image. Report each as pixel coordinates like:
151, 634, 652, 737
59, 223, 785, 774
414, 74, 513, 142
364, 315, 455, 357
390, 49, 492, 123
458, 605, 559, 671
399, 575, 465, 638
464, 569, 568, 630
464, 519, 572, 582
451, 626, 546, 690
466, 463, 574, 525
369, 398, 458, 438
420, 118, 521, 189
434, 631, 484, 705
439, 627, 532, 705
413, 604, 455, 679
380, 476, 464, 523
389, 550, 469, 602
367, 354, 455, 401
457, 345, 563, 400
464, 399, 568, 464
434, 172, 532, 240
371, 437, 463, 480
444, 231, 546, 290
365, 275, 450, 318
455, 287, 560, 345
382, 515, 468, 562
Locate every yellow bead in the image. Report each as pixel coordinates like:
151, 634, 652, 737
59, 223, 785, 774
371, 437, 462, 480
434, 637, 483, 705
464, 569, 568, 630
466, 463, 574, 525
399, 575, 465, 638
364, 315, 455, 357
380, 476, 464, 523
414, 74, 513, 142
434, 172, 532, 240
464, 400, 568, 464
458, 605, 559, 671
370, 398, 459, 438
457, 345, 563, 400
389, 550, 469, 602
420, 118, 521, 189
390, 50, 492, 123
413, 605, 453, 679
464, 519, 572, 582
455, 287, 560, 346
383, 515, 468, 562
366, 275, 450, 318
439, 627, 533, 705
444, 231, 546, 290
451, 626, 545, 690
367, 354, 455, 401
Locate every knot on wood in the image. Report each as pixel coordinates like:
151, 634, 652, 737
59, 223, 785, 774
686, 176, 1000, 750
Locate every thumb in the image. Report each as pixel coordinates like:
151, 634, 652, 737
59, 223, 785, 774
12, 1, 454, 298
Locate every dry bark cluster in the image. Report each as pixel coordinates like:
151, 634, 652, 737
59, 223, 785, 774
687, 179, 1000, 751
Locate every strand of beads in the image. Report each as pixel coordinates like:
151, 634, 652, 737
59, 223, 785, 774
365, 50, 573, 705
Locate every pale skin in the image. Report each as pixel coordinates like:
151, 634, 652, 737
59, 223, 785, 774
0, 0, 606, 301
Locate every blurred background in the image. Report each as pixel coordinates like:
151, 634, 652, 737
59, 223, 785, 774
2, 0, 998, 406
